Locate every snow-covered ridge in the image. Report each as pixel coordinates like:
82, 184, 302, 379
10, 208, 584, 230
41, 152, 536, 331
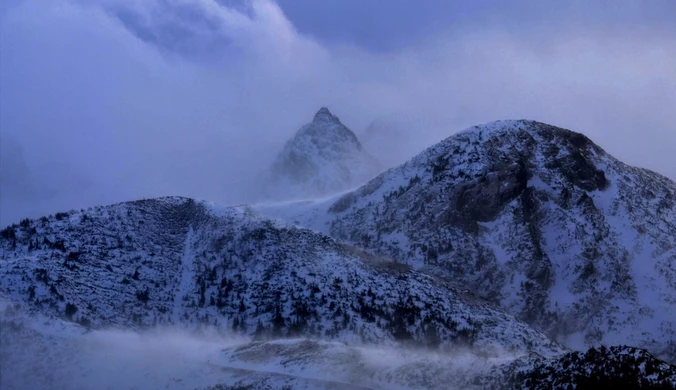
0, 196, 565, 359
254, 119, 676, 363
3, 118, 676, 387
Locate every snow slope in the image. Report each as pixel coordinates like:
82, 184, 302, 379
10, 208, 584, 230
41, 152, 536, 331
0, 197, 564, 359
253, 119, 676, 363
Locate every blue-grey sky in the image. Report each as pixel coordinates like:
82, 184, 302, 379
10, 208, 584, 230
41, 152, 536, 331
278, 0, 676, 51
1, 0, 675, 226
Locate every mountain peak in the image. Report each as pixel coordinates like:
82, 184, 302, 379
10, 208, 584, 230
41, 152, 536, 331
456, 119, 540, 137
313, 107, 339, 123
273, 119, 676, 363
458, 119, 586, 141
257, 108, 382, 200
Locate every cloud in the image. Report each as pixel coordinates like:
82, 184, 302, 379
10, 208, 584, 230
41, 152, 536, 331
1, 0, 674, 226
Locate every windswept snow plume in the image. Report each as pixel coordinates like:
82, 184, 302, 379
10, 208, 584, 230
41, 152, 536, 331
2, 300, 675, 390
1, 303, 248, 390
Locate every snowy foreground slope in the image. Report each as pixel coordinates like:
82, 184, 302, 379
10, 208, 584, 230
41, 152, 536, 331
4, 197, 676, 388
0, 197, 564, 357
253, 119, 676, 363
3, 299, 675, 390
257, 107, 382, 201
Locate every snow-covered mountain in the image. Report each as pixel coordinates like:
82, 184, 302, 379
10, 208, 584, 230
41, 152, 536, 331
258, 108, 382, 200
3, 118, 676, 388
254, 119, 676, 363
3, 298, 675, 390
0, 197, 565, 358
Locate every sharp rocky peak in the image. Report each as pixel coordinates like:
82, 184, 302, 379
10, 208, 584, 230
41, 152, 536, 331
256, 108, 383, 200
313, 107, 339, 123
293, 107, 358, 146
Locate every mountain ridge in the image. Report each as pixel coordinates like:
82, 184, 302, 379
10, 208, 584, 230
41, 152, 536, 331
0, 196, 565, 358
253, 119, 676, 363
2, 117, 676, 388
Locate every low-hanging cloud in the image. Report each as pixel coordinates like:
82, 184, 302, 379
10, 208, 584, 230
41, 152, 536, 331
1, 0, 674, 226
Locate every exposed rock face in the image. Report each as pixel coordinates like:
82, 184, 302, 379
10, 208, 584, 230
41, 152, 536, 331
489, 346, 676, 389
256, 119, 676, 363
259, 108, 382, 200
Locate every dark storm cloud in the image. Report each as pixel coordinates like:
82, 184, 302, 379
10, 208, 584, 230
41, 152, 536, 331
0, 0, 674, 226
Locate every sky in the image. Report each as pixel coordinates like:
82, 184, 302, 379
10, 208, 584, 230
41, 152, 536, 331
1, 0, 675, 226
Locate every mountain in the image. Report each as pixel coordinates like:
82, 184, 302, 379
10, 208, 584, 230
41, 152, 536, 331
3, 118, 676, 388
3, 299, 675, 390
258, 108, 382, 200
0, 197, 565, 359
254, 119, 676, 363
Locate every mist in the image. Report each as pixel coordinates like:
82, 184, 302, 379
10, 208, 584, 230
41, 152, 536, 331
1, 0, 674, 226
0, 318, 513, 390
